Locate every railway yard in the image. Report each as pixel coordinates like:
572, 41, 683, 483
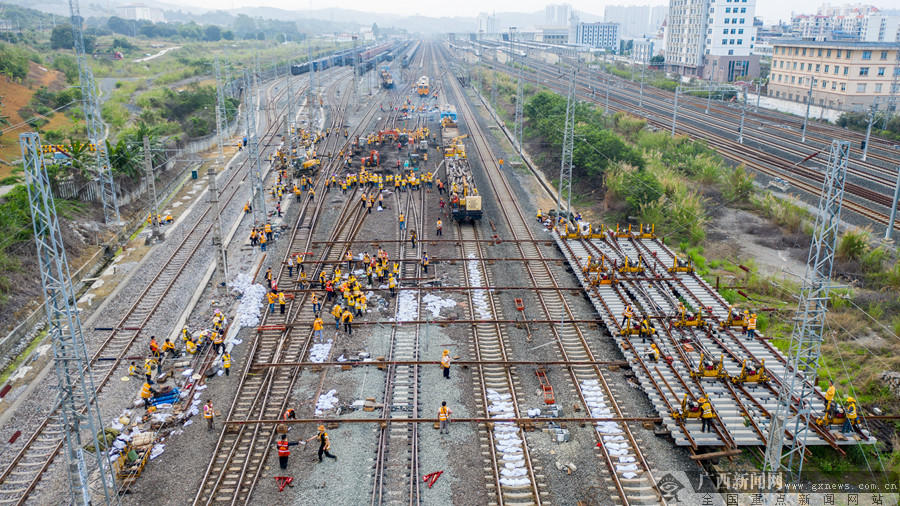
2, 37, 899, 506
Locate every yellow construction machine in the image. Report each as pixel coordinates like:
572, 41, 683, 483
691, 353, 725, 379
617, 256, 644, 275
672, 394, 704, 421
668, 256, 695, 273
730, 359, 768, 385
720, 307, 750, 330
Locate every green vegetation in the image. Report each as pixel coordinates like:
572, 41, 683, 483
0, 41, 42, 81
838, 112, 900, 142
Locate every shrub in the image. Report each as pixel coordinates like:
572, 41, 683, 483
723, 164, 755, 203
836, 228, 871, 261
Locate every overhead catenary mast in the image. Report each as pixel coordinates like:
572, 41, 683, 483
20, 132, 118, 506
68, 0, 119, 223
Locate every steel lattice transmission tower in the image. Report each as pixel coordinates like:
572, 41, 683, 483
214, 56, 227, 165
555, 71, 577, 226
763, 140, 849, 481
20, 133, 118, 506
513, 60, 525, 155
244, 68, 267, 226
68, 0, 119, 223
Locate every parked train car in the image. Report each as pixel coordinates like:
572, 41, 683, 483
381, 68, 394, 89
440, 108, 480, 220
291, 62, 311, 75
417, 76, 429, 96
440, 104, 457, 124
401, 41, 420, 68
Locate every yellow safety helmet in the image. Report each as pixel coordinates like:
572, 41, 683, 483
751, 314, 757, 318
744, 310, 749, 314
846, 397, 856, 404
443, 349, 449, 355
318, 425, 326, 431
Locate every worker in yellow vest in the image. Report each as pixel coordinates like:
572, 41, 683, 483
313, 315, 324, 341
439, 401, 452, 435
700, 397, 715, 433
824, 380, 836, 416
278, 291, 287, 315
388, 275, 397, 298
747, 313, 758, 339
331, 303, 343, 330
440, 349, 452, 379
304, 425, 336, 462
141, 382, 157, 408
341, 308, 354, 336
222, 352, 231, 376
843, 397, 859, 434
267, 291, 277, 314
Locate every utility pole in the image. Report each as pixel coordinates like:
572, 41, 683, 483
207, 167, 229, 294
307, 39, 315, 126
514, 57, 524, 155
245, 68, 267, 226
214, 56, 226, 165
68, 0, 119, 223
143, 136, 163, 243
639, 53, 646, 108
801, 77, 815, 143
605, 73, 610, 113
352, 35, 360, 109
862, 102, 877, 161
672, 86, 680, 136
763, 140, 849, 483
20, 132, 118, 506
739, 86, 747, 145
885, 166, 900, 242
556, 71, 576, 227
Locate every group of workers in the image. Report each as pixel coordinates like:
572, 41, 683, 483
146, 212, 175, 227
137, 309, 230, 410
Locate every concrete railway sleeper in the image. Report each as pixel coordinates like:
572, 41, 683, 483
0, 70, 316, 506
194, 74, 383, 504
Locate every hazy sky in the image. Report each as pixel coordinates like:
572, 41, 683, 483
216, 0, 892, 24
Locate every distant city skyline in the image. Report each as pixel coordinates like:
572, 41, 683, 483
152, 0, 896, 25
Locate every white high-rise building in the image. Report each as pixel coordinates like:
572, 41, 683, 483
574, 22, 621, 50
861, 13, 900, 42
665, 0, 760, 80
546, 4, 572, 26
605, 5, 651, 37
477, 12, 497, 35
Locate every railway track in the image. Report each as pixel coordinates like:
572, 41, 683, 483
0, 69, 315, 506
437, 41, 548, 506
452, 46, 900, 231
194, 61, 409, 504
440, 45, 665, 505
370, 49, 431, 505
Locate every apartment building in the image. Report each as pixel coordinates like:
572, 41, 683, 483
768, 39, 900, 111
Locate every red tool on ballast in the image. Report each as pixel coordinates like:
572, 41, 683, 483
275, 476, 293, 492
422, 471, 443, 488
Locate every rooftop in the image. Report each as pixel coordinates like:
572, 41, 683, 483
771, 38, 900, 48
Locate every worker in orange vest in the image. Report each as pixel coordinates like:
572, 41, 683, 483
439, 401, 452, 435
203, 399, 215, 431
275, 434, 299, 469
